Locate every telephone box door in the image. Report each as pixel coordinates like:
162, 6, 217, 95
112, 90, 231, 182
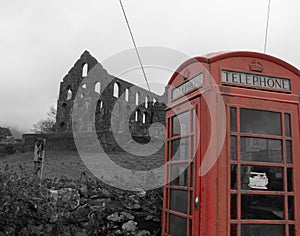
227, 97, 300, 236
163, 98, 200, 236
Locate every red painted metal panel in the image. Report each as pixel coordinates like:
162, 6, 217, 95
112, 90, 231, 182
163, 51, 300, 236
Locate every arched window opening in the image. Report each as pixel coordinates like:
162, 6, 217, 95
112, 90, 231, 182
67, 89, 72, 100
135, 92, 140, 105
145, 96, 149, 108
125, 88, 129, 102
113, 82, 120, 98
100, 100, 103, 108
153, 97, 157, 104
60, 122, 66, 129
143, 112, 148, 124
82, 63, 88, 77
135, 110, 140, 122
95, 82, 101, 94
81, 83, 86, 89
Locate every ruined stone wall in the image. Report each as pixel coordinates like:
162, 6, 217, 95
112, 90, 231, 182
54, 51, 167, 139
22, 51, 167, 153
54, 51, 98, 132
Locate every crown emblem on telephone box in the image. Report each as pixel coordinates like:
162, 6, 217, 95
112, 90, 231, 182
249, 60, 264, 73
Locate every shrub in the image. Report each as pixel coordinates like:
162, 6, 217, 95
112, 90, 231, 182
4, 144, 16, 155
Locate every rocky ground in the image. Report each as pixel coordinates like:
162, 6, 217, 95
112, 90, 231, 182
0, 152, 163, 235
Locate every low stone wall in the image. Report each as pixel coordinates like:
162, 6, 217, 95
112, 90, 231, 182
22, 132, 76, 152
22, 131, 155, 153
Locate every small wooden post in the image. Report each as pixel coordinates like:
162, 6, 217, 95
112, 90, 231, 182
33, 138, 46, 180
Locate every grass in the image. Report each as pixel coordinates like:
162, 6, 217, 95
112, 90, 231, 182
0, 148, 164, 181
0, 151, 93, 179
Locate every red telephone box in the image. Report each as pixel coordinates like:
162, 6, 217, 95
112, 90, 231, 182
162, 51, 300, 236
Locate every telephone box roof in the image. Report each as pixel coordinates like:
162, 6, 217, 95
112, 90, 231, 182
168, 51, 300, 86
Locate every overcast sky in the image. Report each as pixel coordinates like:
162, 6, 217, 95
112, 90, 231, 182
1, 0, 300, 133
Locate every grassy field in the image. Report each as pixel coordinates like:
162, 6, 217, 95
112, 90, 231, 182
0, 148, 164, 180
0, 151, 92, 179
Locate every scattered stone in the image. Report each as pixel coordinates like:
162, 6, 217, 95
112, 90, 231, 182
128, 194, 140, 204
145, 215, 153, 221
121, 211, 135, 220
136, 230, 151, 236
111, 229, 123, 235
125, 202, 142, 210
107, 212, 135, 223
90, 194, 101, 199
79, 185, 88, 197
0, 173, 162, 235
133, 188, 146, 197
122, 220, 138, 232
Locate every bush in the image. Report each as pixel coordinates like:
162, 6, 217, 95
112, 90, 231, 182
4, 144, 16, 155
0, 146, 6, 157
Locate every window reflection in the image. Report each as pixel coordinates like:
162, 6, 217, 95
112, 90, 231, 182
286, 141, 292, 164
229, 109, 294, 236
170, 164, 189, 186
172, 138, 190, 161
230, 225, 237, 236
191, 109, 195, 132
230, 107, 237, 132
240, 137, 282, 163
241, 224, 284, 236
191, 136, 194, 160
231, 136, 237, 160
285, 113, 291, 137
240, 166, 283, 191
170, 214, 187, 236
240, 109, 281, 135
289, 225, 295, 236
288, 168, 293, 192
289, 196, 294, 220
172, 111, 190, 136
231, 194, 237, 219
231, 165, 237, 190
242, 195, 284, 220
170, 189, 188, 214
189, 192, 193, 216
190, 163, 194, 187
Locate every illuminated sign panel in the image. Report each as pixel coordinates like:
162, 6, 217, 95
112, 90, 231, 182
222, 70, 291, 91
172, 73, 203, 100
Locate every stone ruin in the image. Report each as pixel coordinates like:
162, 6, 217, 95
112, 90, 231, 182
53, 50, 166, 136
23, 51, 167, 151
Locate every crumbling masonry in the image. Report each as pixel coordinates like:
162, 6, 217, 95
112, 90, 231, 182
53, 50, 166, 137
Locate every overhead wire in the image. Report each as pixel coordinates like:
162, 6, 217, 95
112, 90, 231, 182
118, 0, 151, 92
264, 0, 271, 53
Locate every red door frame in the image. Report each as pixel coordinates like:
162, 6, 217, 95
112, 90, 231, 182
218, 96, 300, 235
162, 97, 200, 236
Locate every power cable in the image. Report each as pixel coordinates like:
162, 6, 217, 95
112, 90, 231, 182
264, 0, 271, 53
118, 0, 151, 92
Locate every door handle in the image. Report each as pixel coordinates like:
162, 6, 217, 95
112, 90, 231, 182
195, 196, 199, 210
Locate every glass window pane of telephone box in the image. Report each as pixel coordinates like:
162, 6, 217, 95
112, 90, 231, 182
230, 108, 294, 236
